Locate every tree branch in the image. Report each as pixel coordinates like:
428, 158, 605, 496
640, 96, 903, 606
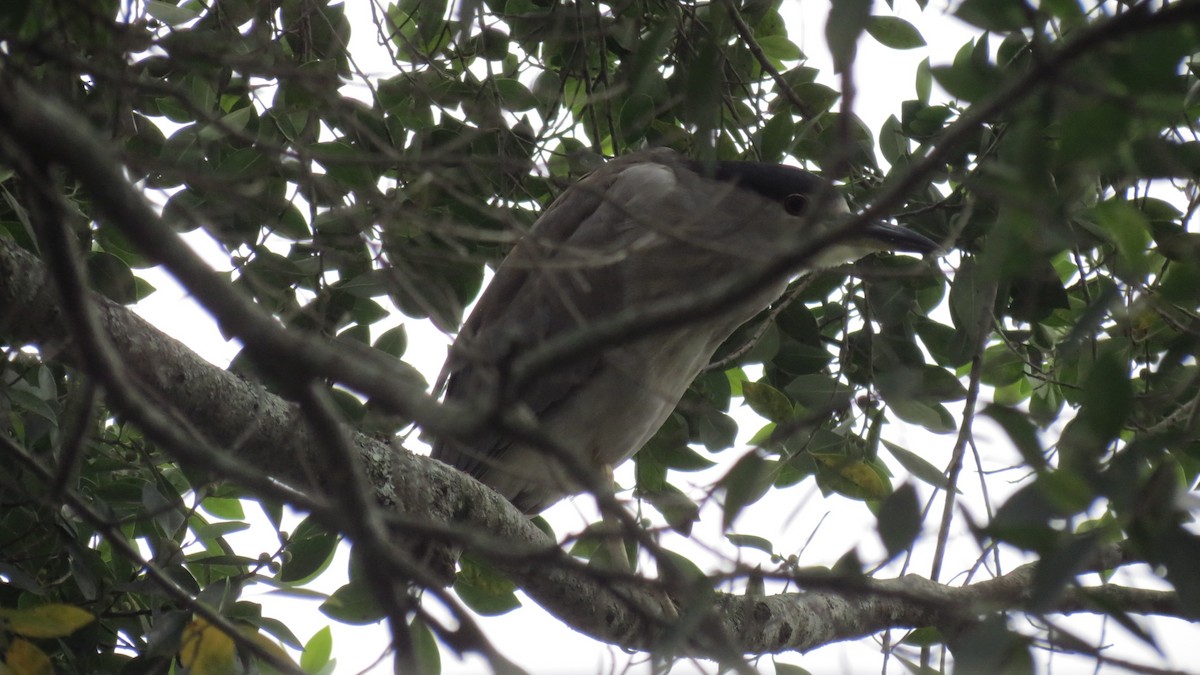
0, 235, 1188, 660
0, 71, 476, 443
513, 0, 1200, 387
2, 3, 1197, 659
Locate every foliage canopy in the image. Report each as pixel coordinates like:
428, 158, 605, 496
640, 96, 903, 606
1, 0, 1200, 673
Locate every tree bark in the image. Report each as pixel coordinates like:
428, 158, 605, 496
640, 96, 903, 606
0, 236, 1183, 660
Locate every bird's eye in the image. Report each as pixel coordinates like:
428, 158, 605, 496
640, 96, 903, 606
783, 193, 808, 215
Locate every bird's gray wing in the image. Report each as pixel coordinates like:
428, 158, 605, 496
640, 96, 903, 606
432, 158, 654, 482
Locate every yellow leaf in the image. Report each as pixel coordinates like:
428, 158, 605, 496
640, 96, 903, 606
179, 617, 235, 675
815, 456, 890, 500
0, 604, 95, 638
6, 638, 53, 675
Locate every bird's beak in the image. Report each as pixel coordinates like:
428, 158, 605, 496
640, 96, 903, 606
860, 221, 940, 256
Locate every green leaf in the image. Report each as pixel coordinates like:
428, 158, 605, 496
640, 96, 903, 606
901, 626, 944, 647
278, 517, 339, 584
902, 102, 953, 139
199, 106, 255, 141
774, 662, 813, 675
783, 374, 851, 411
642, 484, 700, 534
454, 555, 521, 616
195, 578, 235, 614
299, 626, 332, 673
865, 16, 925, 50
311, 141, 378, 191
789, 427, 846, 457
930, 37, 1004, 102
656, 549, 709, 588
930, 60, 1003, 103
634, 446, 667, 492
1058, 353, 1132, 470
190, 522, 252, 541
1042, 0, 1084, 21
879, 115, 906, 165
915, 57, 932, 103
475, 27, 510, 60
759, 113, 794, 161
918, 365, 968, 402
5, 387, 58, 426
96, 225, 152, 268
983, 404, 1045, 469
493, 78, 538, 111
383, 251, 485, 333
1005, 258, 1070, 324
980, 345, 1025, 387
951, 615, 1034, 674
757, 35, 803, 64
328, 387, 365, 423
955, 0, 1028, 32
772, 339, 832, 375
693, 363, 733, 409
1029, 380, 1064, 428
319, 581, 384, 625
883, 440, 950, 490
1158, 256, 1200, 305
1058, 102, 1129, 164
685, 42, 723, 151
990, 479, 1073, 550
888, 398, 956, 434
531, 69, 562, 108
698, 410, 738, 453
793, 82, 841, 115
747, 421, 777, 448
1130, 139, 1200, 179
87, 252, 138, 304
725, 368, 749, 397
720, 452, 778, 529
409, 617, 441, 675
1089, 199, 1152, 280
373, 325, 408, 358
142, 482, 185, 536
877, 483, 921, 559
741, 380, 794, 424
1029, 533, 1101, 612
945, 256, 988, 362
618, 93, 655, 145
201, 497, 245, 520
726, 534, 774, 555
146, 0, 201, 26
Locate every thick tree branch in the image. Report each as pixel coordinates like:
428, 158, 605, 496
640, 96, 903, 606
0, 235, 1188, 659
0, 233, 469, 519
1, 3, 1197, 659
0, 72, 476, 443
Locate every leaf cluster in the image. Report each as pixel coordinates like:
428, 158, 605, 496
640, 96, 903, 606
2, 0, 1200, 672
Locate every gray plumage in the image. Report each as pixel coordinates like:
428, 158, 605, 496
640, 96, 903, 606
432, 148, 936, 514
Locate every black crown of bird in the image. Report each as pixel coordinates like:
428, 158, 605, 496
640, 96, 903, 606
432, 147, 938, 516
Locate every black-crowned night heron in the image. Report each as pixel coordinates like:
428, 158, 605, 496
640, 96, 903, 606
432, 147, 936, 514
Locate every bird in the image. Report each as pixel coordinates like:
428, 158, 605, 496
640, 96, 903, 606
431, 147, 938, 515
